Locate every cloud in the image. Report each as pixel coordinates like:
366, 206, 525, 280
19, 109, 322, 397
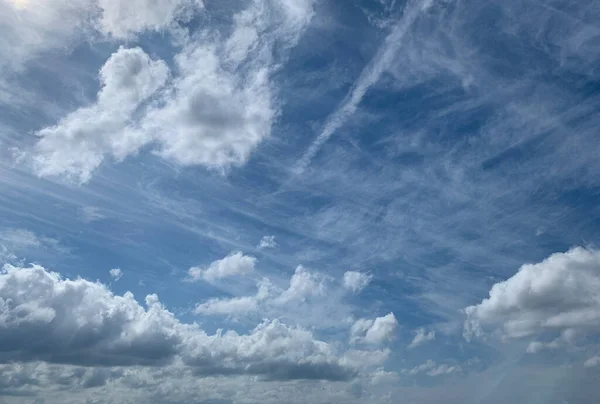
194, 278, 273, 315
109, 268, 122, 282
28, 0, 316, 182
464, 247, 600, 343
0, 229, 67, 262
342, 271, 372, 293
0, 263, 357, 381
402, 360, 461, 377
275, 265, 328, 304
32, 46, 170, 183
350, 313, 398, 345
584, 356, 600, 368
258, 235, 277, 249
187, 252, 256, 283
408, 327, 435, 349
97, 0, 204, 39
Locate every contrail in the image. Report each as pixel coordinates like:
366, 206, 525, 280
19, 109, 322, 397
294, 0, 433, 174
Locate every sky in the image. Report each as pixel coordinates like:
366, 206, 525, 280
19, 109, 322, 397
1, 0, 600, 403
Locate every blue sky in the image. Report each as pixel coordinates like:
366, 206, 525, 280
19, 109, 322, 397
1, 0, 600, 402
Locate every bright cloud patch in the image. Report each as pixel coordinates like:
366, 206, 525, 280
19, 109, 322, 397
109, 268, 122, 281
342, 271, 372, 293
464, 247, 600, 343
258, 235, 277, 249
33, 47, 169, 183
0, 263, 357, 381
351, 313, 398, 345
187, 251, 256, 282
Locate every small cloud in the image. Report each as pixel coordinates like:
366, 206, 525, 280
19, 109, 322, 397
187, 252, 256, 283
258, 235, 277, 249
109, 268, 123, 282
584, 356, 600, 368
408, 327, 436, 349
350, 313, 398, 345
343, 271, 372, 293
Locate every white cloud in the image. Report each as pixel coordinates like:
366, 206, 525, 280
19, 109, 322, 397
276, 265, 328, 303
109, 268, 122, 282
464, 247, 600, 343
343, 271, 372, 293
28, 0, 316, 182
258, 235, 277, 249
351, 313, 398, 345
402, 360, 461, 377
584, 356, 600, 368
187, 252, 256, 283
408, 327, 436, 349
0, 263, 356, 381
194, 278, 273, 315
32, 46, 169, 183
97, 0, 203, 39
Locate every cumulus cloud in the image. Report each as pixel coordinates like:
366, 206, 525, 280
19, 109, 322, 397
32, 46, 169, 183
29, 0, 316, 182
276, 265, 328, 304
402, 360, 461, 377
350, 313, 398, 345
187, 252, 256, 283
408, 327, 436, 349
258, 235, 277, 249
343, 271, 372, 293
0, 263, 356, 381
109, 268, 122, 282
464, 247, 600, 343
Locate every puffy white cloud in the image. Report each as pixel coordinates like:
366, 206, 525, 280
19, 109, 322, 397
187, 252, 256, 283
258, 235, 277, 249
343, 271, 372, 293
464, 247, 600, 342
29, 0, 316, 182
97, 0, 203, 39
32, 46, 169, 183
276, 265, 327, 304
109, 268, 122, 281
402, 360, 461, 377
0, 263, 356, 381
350, 313, 398, 345
408, 327, 436, 349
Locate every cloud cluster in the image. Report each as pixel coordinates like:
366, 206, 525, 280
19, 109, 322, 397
30, 0, 317, 182
464, 248, 600, 345
0, 263, 357, 381
187, 252, 256, 283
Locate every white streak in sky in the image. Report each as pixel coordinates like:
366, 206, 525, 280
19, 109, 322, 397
294, 0, 434, 174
